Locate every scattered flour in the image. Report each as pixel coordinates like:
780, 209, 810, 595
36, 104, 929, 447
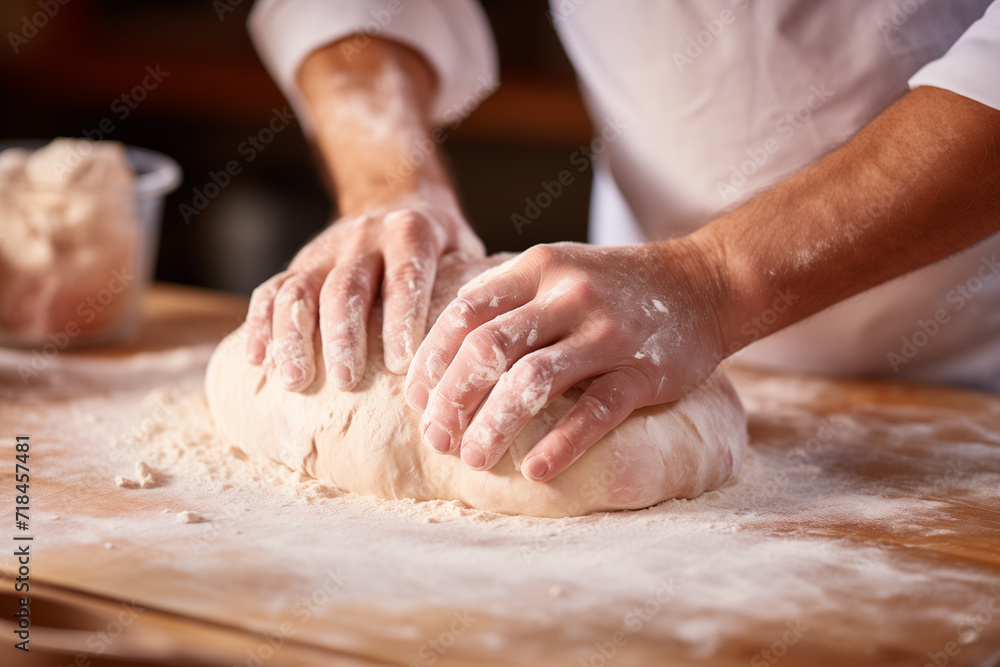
176, 511, 206, 524
7, 343, 1000, 664
115, 461, 159, 489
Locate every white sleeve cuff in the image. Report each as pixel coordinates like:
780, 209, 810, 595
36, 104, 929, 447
248, 0, 499, 127
908, 0, 1000, 112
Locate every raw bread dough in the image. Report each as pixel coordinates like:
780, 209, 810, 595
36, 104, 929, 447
206, 254, 747, 517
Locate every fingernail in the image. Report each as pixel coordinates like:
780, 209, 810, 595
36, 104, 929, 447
423, 423, 451, 453
281, 361, 304, 387
330, 363, 352, 388
524, 457, 549, 481
407, 382, 429, 411
462, 444, 486, 469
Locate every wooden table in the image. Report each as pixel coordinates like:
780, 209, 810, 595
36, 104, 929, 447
1, 284, 998, 667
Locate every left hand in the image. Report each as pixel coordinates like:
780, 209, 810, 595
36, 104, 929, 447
403, 240, 731, 482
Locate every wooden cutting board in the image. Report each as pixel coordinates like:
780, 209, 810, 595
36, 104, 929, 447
1, 283, 999, 667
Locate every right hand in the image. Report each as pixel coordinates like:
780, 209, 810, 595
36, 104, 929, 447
245, 190, 485, 392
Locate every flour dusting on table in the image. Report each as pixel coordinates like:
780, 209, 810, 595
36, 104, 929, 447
6, 345, 1000, 665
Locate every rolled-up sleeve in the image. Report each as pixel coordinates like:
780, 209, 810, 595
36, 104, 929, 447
248, 0, 498, 127
908, 0, 1000, 111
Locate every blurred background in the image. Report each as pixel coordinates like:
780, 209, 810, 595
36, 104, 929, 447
0, 0, 594, 295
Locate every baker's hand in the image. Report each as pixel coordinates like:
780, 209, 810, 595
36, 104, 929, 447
403, 240, 730, 482
246, 191, 485, 391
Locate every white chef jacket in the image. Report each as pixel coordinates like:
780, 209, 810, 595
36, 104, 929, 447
249, 0, 1000, 391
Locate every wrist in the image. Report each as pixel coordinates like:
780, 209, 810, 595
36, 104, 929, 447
668, 220, 758, 360
692, 207, 804, 356
335, 167, 457, 218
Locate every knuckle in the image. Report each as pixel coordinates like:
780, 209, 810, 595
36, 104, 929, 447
329, 262, 373, 296
566, 278, 597, 303
353, 213, 378, 232
249, 273, 284, 305
466, 327, 511, 369
478, 410, 518, 440
277, 274, 318, 305
247, 298, 270, 324
295, 232, 343, 271
576, 394, 614, 425
249, 284, 270, 305
524, 244, 559, 270
385, 256, 427, 291
420, 348, 450, 385
384, 209, 432, 241
445, 295, 480, 327
508, 352, 556, 394
547, 429, 582, 464
594, 316, 623, 341
427, 384, 462, 418
617, 364, 659, 400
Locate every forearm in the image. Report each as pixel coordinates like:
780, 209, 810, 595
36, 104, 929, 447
691, 86, 1000, 353
297, 37, 455, 215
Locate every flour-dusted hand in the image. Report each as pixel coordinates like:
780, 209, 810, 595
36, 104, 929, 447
244, 35, 490, 393
246, 192, 483, 391
404, 240, 733, 482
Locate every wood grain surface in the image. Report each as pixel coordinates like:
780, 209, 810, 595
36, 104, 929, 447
0, 283, 998, 667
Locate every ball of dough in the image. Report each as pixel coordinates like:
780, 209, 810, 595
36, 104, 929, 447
206, 255, 747, 517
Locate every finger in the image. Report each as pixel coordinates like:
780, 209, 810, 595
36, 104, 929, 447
457, 334, 612, 470
270, 273, 323, 391
245, 272, 290, 365
421, 293, 585, 456
520, 369, 642, 482
455, 254, 519, 298
381, 211, 441, 374
287, 223, 343, 275
404, 256, 539, 416
319, 252, 383, 390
